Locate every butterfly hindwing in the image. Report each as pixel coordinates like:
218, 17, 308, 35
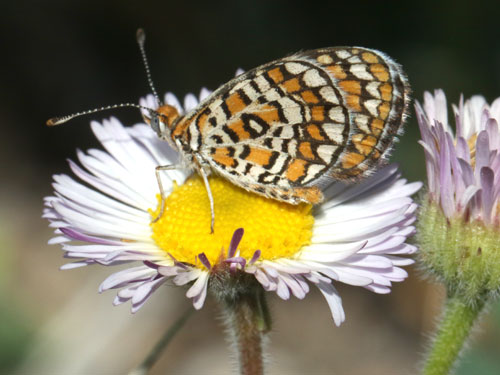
172, 47, 409, 204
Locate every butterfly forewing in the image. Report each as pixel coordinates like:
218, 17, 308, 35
173, 47, 409, 204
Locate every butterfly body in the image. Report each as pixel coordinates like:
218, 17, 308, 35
148, 47, 409, 206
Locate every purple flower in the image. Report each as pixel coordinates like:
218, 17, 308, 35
416, 90, 500, 226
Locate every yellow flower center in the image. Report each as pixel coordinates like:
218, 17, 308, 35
150, 175, 314, 269
467, 133, 478, 167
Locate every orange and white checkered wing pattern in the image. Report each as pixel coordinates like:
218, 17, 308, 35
173, 47, 409, 204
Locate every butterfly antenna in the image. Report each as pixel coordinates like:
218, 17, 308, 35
136, 28, 163, 107
46, 103, 156, 126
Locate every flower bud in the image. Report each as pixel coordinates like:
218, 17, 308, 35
416, 90, 500, 302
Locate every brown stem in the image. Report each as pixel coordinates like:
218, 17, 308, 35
235, 295, 263, 374
223, 285, 270, 375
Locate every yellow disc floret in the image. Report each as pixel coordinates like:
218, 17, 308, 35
150, 175, 314, 269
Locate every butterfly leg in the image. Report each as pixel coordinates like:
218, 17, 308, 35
198, 167, 215, 234
152, 164, 179, 223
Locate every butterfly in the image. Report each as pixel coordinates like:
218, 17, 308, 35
48, 31, 410, 232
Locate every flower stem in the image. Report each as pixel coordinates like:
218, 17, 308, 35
223, 284, 271, 375
423, 293, 486, 375
129, 307, 195, 375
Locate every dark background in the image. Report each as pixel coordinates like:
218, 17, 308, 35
2, 0, 500, 374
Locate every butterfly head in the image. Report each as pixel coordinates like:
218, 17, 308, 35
148, 104, 180, 139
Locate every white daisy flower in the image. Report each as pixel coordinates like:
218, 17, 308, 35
44, 90, 421, 326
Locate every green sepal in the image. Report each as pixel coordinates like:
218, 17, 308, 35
417, 197, 500, 304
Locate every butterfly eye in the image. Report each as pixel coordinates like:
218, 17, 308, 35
149, 111, 165, 137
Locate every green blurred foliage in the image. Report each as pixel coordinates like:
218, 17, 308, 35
456, 303, 500, 375
0, 303, 33, 372
0, 231, 34, 372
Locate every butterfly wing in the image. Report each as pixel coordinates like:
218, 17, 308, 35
175, 47, 409, 204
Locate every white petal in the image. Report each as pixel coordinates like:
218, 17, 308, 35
131, 278, 168, 313
316, 282, 345, 326
165, 92, 182, 113
199, 87, 212, 101
322, 165, 399, 208
298, 241, 366, 262
184, 93, 199, 112
132, 277, 166, 305
99, 266, 156, 291
187, 271, 210, 310
173, 269, 202, 286
275, 277, 290, 300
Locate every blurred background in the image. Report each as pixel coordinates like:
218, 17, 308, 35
2, 0, 500, 374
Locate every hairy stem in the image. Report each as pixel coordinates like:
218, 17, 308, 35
223, 285, 270, 375
423, 293, 486, 375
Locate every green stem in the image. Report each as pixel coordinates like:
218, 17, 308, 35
129, 307, 195, 375
423, 293, 486, 375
